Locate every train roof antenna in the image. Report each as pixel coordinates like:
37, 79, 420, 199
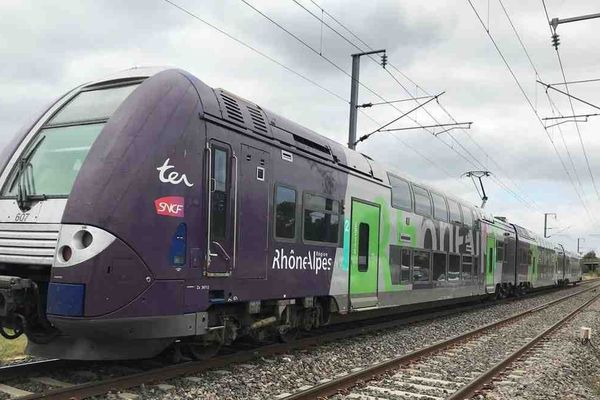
462, 170, 491, 208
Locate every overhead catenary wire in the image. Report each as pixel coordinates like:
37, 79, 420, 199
498, 0, 584, 195
160, 0, 347, 104
160, 0, 471, 193
165, 0, 542, 212
295, 0, 539, 211
542, 0, 600, 201
466, 0, 598, 225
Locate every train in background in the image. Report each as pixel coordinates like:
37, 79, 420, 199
0, 67, 582, 360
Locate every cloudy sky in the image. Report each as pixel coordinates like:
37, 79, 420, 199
1, 0, 599, 253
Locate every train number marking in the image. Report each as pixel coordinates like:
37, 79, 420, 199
15, 212, 30, 222
157, 158, 194, 187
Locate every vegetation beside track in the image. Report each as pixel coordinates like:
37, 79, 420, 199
0, 336, 26, 361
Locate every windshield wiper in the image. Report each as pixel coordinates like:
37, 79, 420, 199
15, 137, 46, 212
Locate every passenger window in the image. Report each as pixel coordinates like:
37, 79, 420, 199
447, 199, 462, 224
388, 174, 412, 210
358, 223, 369, 272
303, 193, 340, 243
412, 185, 432, 217
496, 242, 504, 262
462, 255, 473, 280
390, 246, 411, 284
401, 249, 411, 282
433, 252, 447, 281
431, 193, 448, 222
413, 250, 431, 282
211, 147, 228, 241
274, 185, 296, 239
461, 205, 473, 227
449, 254, 461, 281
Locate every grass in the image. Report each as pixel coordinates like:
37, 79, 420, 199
0, 335, 27, 361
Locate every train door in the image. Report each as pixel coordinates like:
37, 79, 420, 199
205, 139, 236, 276
235, 144, 269, 279
349, 199, 380, 309
486, 235, 495, 292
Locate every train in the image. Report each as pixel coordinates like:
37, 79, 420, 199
0, 67, 582, 360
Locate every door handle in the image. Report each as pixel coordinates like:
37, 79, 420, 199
212, 241, 231, 262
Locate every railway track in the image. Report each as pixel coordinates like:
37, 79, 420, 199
278, 282, 600, 400
0, 281, 596, 400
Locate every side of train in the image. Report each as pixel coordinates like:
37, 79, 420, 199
0, 68, 582, 360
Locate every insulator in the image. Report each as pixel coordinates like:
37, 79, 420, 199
381, 53, 388, 69
551, 33, 560, 50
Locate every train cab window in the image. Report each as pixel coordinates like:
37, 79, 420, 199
461, 205, 473, 227
211, 147, 229, 241
3, 84, 140, 198
448, 254, 461, 281
358, 223, 369, 272
388, 174, 412, 211
274, 185, 296, 239
431, 193, 449, 222
303, 193, 340, 244
462, 255, 473, 280
433, 252, 447, 282
48, 84, 139, 125
447, 199, 462, 224
412, 185, 432, 217
413, 250, 431, 282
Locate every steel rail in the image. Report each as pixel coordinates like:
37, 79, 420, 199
448, 289, 600, 399
0, 359, 64, 381
4, 280, 596, 399
280, 282, 600, 400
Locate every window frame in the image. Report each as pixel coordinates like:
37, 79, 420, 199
273, 183, 298, 242
412, 249, 432, 283
0, 81, 144, 199
411, 184, 433, 218
448, 252, 462, 281
431, 192, 449, 222
432, 251, 448, 282
357, 222, 370, 272
210, 144, 231, 242
301, 191, 342, 246
447, 198, 463, 225
388, 173, 413, 212
460, 204, 474, 227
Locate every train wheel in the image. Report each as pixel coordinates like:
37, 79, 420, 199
278, 326, 299, 343
187, 343, 221, 360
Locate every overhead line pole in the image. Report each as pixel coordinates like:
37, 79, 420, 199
544, 213, 557, 238
348, 49, 386, 149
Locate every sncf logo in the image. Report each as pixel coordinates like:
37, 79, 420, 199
155, 196, 185, 218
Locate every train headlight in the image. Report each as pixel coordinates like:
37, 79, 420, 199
59, 245, 73, 262
54, 225, 116, 267
73, 230, 93, 249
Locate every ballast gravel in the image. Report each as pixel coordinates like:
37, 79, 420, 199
480, 294, 600, 400
99, 283, 598, 400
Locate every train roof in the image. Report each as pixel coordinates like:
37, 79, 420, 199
75, 67, 575, 253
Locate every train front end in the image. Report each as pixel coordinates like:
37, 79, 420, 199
0, 67, 209, 359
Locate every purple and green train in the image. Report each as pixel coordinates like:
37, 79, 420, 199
0, 68, 582, 360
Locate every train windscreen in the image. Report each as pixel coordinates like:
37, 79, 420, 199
2, 84, 138, 197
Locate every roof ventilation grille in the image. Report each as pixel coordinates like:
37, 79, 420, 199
293, 134, 331, 155
220, 92, 245, 125
247, 106, 268, 134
